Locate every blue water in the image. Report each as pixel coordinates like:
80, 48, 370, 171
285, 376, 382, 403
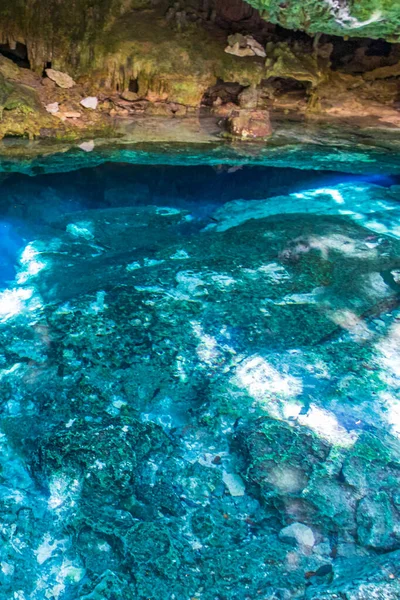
1, 161, 400, 600
0, 164, 398, 288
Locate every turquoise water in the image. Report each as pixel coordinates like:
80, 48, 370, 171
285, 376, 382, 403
1, 160, 400, 599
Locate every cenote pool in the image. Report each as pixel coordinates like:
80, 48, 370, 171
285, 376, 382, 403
2, 156, 400, 599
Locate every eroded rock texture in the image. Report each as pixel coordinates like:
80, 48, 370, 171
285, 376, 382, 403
0, 0, 397, 140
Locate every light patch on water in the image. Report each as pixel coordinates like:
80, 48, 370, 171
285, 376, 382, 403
304, 359, 330, 380
375, 321, 400, 386
48, 474, 81, 513
3, 488, 26, 504
205, 183, 400, 239
66, 221, 94, 240
379, 392, 400, 438
170, 249, 190, 260
236, 355, 302, 401
294, 187, 345, 204
127, 261, 141, 271
222, 471, 246, 496
20, 244, 38, 265
16, 258, 46, 283
93, 460, 106, 470
210, 273, 236, 288
243, 262, 290, 282
268, 465, 306, 494
273, 288, 322, 306
281, 401, 303, 420
17, 243, 47, 284
191, 321, 220, 366
0, 363, 21, 380
176, 271, 207, 297
35, 559, 85, 599
143, 258, 165, 267
0, 288, 40, 322
361, 272, 391, 301
175, 355, 189, 382
284, 233, 373, 260
364, 220, 388, 234
106, 396, 127, 416
35, 534, 66, 565
88, 291, 107, 314
98, 541, 111, 552
329, 309, 372, 342
297, 404, 357, 447
156, 207, 181, 216
1, 561, 14, 576
258, 262, 290, 281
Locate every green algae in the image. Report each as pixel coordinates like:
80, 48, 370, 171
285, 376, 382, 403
247, 0, 400, 41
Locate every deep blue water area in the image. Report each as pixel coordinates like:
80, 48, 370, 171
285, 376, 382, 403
1, 159, 400, 600
0, 163, 398, 288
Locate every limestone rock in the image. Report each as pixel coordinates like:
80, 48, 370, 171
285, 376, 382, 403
247, 36, 268, 57
357, 493, 400, 550
238, 86, 259, 109
45, 102, 59, 115
279, 523, 315, 547
45, 68, 75, 89
225, 42, 255, 58
225, 33, 266, 58
41, 77, 55, 89
79, 140, 95, 153
63, 111, 82, 119
80, 97, 98, 110
227, 109, 272, 138
265, 42, 322, 88
121, 90, 139, 102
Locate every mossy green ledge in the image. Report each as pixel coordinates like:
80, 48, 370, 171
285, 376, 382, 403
244, 0, 400, 40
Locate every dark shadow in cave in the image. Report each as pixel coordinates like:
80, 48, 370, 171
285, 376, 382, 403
0, 42, 30, 69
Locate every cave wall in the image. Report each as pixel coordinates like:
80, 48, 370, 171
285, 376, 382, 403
1, 0, 400, 79
0, 0, 399, 140
0, 0, 140, 73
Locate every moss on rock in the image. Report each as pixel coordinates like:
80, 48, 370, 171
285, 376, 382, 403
245, 0, 400, 41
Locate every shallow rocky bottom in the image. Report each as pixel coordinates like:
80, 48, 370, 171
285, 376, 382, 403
1, 162, 400, 600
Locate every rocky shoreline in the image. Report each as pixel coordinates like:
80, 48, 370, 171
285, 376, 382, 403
0, 0, 400, 144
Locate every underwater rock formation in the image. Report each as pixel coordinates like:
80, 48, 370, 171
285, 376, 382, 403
1, 169, 400, 598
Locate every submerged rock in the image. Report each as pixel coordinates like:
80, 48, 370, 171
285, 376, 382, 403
279, 523, 315, 547
1, 170, 400, 599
